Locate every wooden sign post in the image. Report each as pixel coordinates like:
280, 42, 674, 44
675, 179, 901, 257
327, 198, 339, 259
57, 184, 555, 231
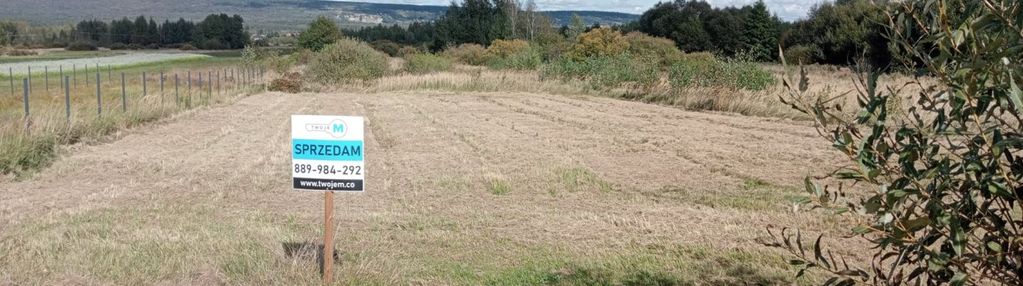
291, 115, 365, 284
323, 191, 334, 284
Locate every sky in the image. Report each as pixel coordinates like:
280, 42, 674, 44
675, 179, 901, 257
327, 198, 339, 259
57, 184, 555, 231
343, 0, 829, 21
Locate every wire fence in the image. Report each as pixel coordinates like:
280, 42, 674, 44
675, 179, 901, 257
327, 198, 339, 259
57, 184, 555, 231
2, 62, 266, 135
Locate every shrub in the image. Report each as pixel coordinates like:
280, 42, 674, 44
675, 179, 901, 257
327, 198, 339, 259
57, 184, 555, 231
443, 43, 490, 66
297, 16, 342, 52
404, 53, 452, 74
624, 32, 683, 67
773, 1, 1023, 285
4, 49, 37, 56
781, 44, 817, 65
397, 46, 421, 57
680, 52, 717, 62
127, 43, 143, 50
108, 43, 128, 50
542, 54, 658, 89
370, 40, 401, 56
179, 43, 197, 51
269, 72, 302, 93
307, 38, 389, 84
567, 27, 629, 61
486, 39, 530, 58
486, 45, 541, 70
293, 49, 314, 65
144, 43, 160, 50
66, 41, 97, 51
532, 32, 571, 62
668, 59, 774, 91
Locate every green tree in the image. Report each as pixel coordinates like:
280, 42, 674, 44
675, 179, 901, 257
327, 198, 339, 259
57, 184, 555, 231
0, 21, 17, 46
193, 14, 249, 49
774, 0, 1023, 284
741, 0, 777, 61
297, 16, 342, 51
566, 13, 585, 40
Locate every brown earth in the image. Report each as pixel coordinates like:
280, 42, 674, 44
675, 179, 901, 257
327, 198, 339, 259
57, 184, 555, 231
0, 91, 864, 284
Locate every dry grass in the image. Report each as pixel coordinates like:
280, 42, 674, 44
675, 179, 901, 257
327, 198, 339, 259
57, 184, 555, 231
337, 63, 927, 122
0, 90, 861, 284
0, 60, 266, 176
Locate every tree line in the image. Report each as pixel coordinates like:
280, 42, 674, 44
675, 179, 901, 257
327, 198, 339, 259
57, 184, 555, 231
0, 14, 250, 50
341, 0, 892, 68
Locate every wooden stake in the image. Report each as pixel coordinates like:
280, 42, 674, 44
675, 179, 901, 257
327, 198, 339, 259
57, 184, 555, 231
324, 191, 335, 284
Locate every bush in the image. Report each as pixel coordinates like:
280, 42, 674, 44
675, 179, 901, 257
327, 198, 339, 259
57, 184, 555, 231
681, 52, 717, 62
624, 32, 683, 67
668, 59, 774, 91
293, 49, 314, 65
370, 40, 401, 56
127, 43, 143, 50
268, 72, 302, 93
443, 43, 490, 66
774, 1, 1023, 285
781, 44, 817, 65
403, 53, 452, 74
397, 46, 421, 57
567, 27, 629, 61
307, 38, 389, 84
486, 45, 541, 70
532, 32, 571, 62
144, 43, 160, 50
4, 49, 37, 56
108, 43, 128, 50
66, 41, 98, 51
179, 44, 197, 51
486, 39, 530, 58
542, 54, 658, 89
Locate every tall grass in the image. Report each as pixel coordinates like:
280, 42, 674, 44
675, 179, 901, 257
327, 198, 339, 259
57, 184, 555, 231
540, 54, 658, 90
404, 53, 453, 74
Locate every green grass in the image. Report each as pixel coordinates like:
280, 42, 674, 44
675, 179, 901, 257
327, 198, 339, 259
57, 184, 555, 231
0, 50, 123, 64
487, 179, 512, 195
555, 167, 615, 194
649, 179, 802, 212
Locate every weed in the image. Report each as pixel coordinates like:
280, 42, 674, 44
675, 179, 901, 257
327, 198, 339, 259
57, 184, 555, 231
487, 179, 511, 195
557, 167, 614, 193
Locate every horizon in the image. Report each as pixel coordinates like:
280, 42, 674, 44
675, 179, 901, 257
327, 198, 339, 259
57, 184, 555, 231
329, 0, 827, 21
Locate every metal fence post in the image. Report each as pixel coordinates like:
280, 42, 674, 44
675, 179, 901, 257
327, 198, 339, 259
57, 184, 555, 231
160, 71, 165, 103
142, 71, 147, 97
45, 66, 49, 92
84, 64, 88, 86
64, 76, 71, 125
207, 71, 212, 101
73, 64, 77, 87
59, 65, 63, 89
27, 66, 31, 95
121, 72, 126, 112
96, 72, 102, 117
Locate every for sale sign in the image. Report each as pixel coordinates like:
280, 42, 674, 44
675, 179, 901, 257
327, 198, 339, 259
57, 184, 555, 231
291, 115, 365, 191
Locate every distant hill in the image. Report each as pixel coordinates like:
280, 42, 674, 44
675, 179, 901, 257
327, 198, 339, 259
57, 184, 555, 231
0, 0, 639, 32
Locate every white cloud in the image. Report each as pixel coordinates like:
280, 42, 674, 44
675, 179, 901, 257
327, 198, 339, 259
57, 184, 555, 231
344, 0, 826, 21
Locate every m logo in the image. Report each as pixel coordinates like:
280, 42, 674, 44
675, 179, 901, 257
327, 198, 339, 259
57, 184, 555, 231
306, 119, 348, 138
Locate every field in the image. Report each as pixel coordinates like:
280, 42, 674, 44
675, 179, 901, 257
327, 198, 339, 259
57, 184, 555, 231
0, 69, 872, 284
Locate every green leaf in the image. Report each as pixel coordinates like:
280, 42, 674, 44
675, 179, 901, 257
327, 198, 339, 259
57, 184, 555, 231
852, 225, 872, 235
951, 272, 968, 286
987, 241, 1003, 252
1010, 71, 1023, 115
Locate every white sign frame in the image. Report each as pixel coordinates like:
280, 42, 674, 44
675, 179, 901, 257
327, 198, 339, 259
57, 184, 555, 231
291, 115, 365, 192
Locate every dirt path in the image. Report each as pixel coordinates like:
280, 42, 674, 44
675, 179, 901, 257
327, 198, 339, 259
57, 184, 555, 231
0, 91, 856, 284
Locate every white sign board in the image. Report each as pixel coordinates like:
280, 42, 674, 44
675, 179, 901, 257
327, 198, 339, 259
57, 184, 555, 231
291, 115, 365, 192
